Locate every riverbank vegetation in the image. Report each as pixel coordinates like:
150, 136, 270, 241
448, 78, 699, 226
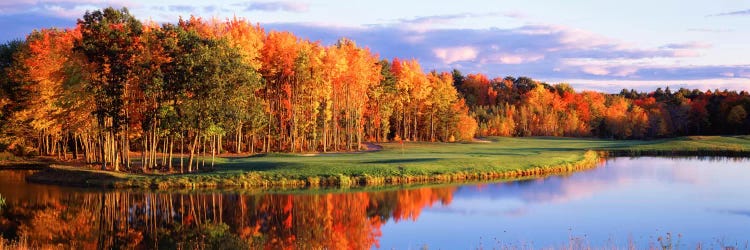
1, 7, 749, 176
24, 136, 750, 189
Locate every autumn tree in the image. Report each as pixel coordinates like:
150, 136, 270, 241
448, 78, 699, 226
76, 7, 144, 171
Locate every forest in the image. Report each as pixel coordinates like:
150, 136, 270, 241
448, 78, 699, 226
1, 7, 749, 173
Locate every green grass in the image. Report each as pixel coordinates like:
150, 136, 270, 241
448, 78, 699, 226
611, 135, 750, 155
24, 136, 750, 189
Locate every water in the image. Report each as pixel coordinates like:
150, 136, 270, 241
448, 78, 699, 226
1, 157, 749, 249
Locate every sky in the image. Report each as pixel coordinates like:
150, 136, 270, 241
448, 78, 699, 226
1, 0, 749, 93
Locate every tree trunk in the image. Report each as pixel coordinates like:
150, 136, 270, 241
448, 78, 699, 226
211, 135, 216, 168
180, 132, 185, 173
236, 125, 242, 154
188, 132, 199, 173
169, 135, 174, 171
141, 135, 147, 172
251, 134, 255, 154
100, 131, 107, 170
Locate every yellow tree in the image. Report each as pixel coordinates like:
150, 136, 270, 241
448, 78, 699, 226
11, 28, 85, 158
216, 17, 266, 153
260, 31, 299, 152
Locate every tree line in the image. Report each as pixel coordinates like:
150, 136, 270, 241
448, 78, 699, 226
454, 72, 750, 139
0, 7, 476, 172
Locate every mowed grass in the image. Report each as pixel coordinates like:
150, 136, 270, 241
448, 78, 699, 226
219, 137, 611, 177
27, 136, 750, 189
616, 135, 750, 152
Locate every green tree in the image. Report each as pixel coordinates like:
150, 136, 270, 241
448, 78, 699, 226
76, 7, 144, 171
161, 24, 259, 171
727, 105, 747, 131
0, 40, 26, 149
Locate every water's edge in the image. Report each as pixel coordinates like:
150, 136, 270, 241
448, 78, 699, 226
18, 149, 750, 190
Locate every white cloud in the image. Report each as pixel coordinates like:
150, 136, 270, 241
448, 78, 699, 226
581, 65, 610, 76
433, 46, 478, 64
45, 4, 100, 18
613, 67, 639, 77
482, 53, 544, 65
236, 1, 309, 13
517, 24, 613, 51
670, 49, 701, 58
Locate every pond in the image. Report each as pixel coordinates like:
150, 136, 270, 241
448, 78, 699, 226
0, 157, 749, 249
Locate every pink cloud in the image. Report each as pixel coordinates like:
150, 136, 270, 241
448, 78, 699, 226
433, 46, 479, 64
581, 65, 610, 76
482, 53, 544, 65
238, 1, 309, 13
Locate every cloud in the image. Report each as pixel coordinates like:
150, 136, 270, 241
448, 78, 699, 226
167, 5, 196, 13
709, 9, 750, 17
687, 28, 734, 33
482, 53, 544, 65
235, 1, 309, 13
44, 3, 104, 18
433, 46, 478, 64
265, 20, 745, 91
502, 11, 527, 19
387, 12, 525, 33
558, 57, 750, 83
581, 65, 610, 76
661, 41, 712, 50
0, 1, 131, 19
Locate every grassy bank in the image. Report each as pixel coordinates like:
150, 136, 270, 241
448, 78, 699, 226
23, 136, 750, 189
0, 152, 49, 170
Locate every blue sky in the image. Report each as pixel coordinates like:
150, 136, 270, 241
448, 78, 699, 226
1, 0, 749, 92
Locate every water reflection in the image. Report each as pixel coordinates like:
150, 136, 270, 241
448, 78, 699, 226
0, 170, 455, 249
1, 157, 749, 249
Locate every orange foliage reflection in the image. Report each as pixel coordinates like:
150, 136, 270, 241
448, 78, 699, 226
0, 175, 456, 249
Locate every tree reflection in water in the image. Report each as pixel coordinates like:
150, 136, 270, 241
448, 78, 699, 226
0, 179, 455, 249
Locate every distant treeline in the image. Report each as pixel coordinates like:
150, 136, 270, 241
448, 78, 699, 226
0, 7, 748, 172
454, 73, 750, 139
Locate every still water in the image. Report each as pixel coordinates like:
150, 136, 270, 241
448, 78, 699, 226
0, 157, 749, 249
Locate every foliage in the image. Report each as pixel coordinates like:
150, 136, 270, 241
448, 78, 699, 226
460, 77, 750, 139
0, 8, 476, 172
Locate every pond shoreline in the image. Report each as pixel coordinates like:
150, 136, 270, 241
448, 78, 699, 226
14, 136, 750, 190
0, 162, 49, 170
24, 150, 750, 190
24, 151, 603, 189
